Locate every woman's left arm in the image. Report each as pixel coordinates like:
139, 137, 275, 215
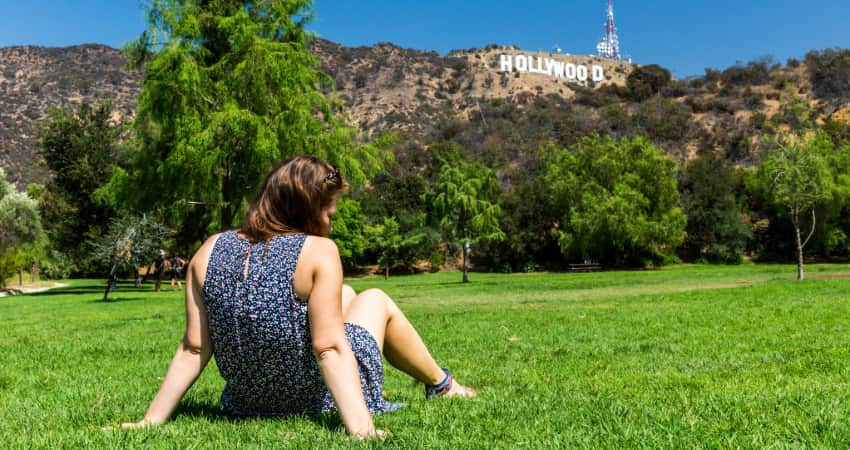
122, 238, 217, 428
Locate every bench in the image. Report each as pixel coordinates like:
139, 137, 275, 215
569, 262, 602, 272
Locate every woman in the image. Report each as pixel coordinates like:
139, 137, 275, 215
121, 156, 475, 438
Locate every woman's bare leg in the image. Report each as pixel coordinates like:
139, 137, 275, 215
343, 287, 475, 396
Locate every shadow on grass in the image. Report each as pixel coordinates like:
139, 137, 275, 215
90, 297, 152, 304
34, 285, 153, 297
172, 398, 343, 431
31, 285, 107, 296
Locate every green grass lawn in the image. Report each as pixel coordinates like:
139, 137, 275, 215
2, 264, 849, 448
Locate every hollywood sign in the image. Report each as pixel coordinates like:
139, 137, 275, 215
499, 54, 604, 82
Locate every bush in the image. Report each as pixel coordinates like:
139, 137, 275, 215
720, 60, 770, 86
627, 64, 672, 101
429, 250, 445, 272
40, 252, 73, 280
633, 96, 692, 141
805, 48, 850, 100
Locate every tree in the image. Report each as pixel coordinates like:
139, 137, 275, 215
680, 154, 751, 263
38, 101, 122, 274
0, 169, 44, 289
104, 0, 384, 247
364, 217, 401, 280
91, 214, 171, 301
329, 198, 367, 265
760, 134, 832, 280
429, 160, 505, 282
359, 169, 439, 270
543, 136, 687, 266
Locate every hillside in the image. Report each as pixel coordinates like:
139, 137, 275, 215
311, 39, 633, 136
0, 44, 141, 184
1, 40, 848, 186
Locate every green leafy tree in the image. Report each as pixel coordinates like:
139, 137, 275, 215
0, 169, 44, 289
544, 136, 687, 266
91, 214, 171, 301
359, 170, 439, 269
104, 0, 384, 248
329, 198, 367, 265
760, 133, 833, 280
429, 160, 505, 282
364, 217, 401, 280
680, 154, 751, 263
37, 102, 122, 274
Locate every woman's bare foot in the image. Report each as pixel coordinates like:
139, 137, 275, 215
425, 369, 477, 398
444, 380, 477, 397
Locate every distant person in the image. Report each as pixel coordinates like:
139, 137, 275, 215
119, 156, 475, 438
153, 250, 165, 293
169, 254, 183, 290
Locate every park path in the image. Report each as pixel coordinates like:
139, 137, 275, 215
0, 282, 67, 297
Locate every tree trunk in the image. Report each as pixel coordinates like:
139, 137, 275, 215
793, 207, 804, 281
134, 267, 141, 288
221, 203, 234, 231
462, 242, 469, 283
18, 267, 23, 286
384, 264, 389, 280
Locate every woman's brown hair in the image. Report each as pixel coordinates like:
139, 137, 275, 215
242, 155, 348, 241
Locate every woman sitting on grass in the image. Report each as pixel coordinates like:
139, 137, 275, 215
121, 156, 475, 439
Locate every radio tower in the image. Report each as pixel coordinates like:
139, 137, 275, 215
596, 0, 621, 60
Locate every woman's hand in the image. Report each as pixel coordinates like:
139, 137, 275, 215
120, 418, 157, 429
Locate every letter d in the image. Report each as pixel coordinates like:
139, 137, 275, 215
592, 65, 604, 82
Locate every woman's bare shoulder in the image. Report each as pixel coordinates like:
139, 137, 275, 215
188, 233, 224, 274
301, 235, 337, 253
300, 235, 340, 267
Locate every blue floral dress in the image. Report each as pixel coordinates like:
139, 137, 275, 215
203, 230, 396, 416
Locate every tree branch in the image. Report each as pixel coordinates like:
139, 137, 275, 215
801, 208, 816, 249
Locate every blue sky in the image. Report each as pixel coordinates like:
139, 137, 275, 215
1, 1, 848, 77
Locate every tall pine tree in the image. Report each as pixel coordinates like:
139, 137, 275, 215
105, 0, 383, 246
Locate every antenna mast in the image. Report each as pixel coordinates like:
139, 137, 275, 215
596, 0, 621, 60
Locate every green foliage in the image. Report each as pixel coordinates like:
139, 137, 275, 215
480, 173, 561, 271
759, 133, 833, 278
364, 217, 402, 278
429, 159, 505, 246
358, 169, 439, 270
105, 0, 385, 246
627, 64, 672, 101
680, 154, 751, 263
760, 134, 832, 217
329, 198, 366, 264
37, 101, 122, 274
91, 214, 171, 277
543, 135, 687, 265
0, 169, 44, 287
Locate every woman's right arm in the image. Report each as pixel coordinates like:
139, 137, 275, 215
306, 237, 381, 438
120, 235, 218, 428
